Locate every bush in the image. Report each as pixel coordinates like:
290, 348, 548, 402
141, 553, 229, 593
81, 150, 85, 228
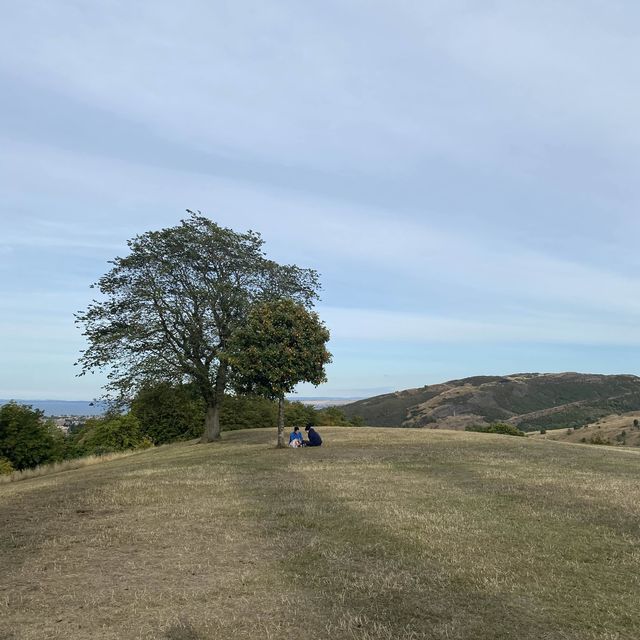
73, 414, 152, 455
589, 434, 611, 445
0, 457, 14, 475
0, 402, 64, 470
315, 406, 352, 426
131, 382, 205, 444
466, 423, 525, 437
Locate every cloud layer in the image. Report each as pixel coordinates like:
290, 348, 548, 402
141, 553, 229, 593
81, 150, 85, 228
2, 1, 640, 398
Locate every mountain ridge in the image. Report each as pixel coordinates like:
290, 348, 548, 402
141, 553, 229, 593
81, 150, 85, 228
341, 372, 640, 431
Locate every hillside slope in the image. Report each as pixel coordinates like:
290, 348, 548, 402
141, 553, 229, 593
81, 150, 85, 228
2, 428, 640, 640
530, 411, 640, 447
341, 372, 640, 431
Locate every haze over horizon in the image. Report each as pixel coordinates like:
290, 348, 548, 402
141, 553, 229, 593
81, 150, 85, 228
3, 1, 640, 400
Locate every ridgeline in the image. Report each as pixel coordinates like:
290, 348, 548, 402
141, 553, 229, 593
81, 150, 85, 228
341, 372, 640, 431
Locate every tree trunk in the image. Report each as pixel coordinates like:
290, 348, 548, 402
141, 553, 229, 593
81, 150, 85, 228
201, 402, 221, 442
200, 368, 226, 443
277, 395, 286, 448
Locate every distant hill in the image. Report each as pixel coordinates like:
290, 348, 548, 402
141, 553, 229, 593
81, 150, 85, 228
341, 372, 640, 432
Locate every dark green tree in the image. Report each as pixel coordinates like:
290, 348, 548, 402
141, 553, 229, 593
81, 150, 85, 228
131, 382, 205, 444
219, 395, 278, 431
284, 401, 317, 428
229, 299, 331, 447
75, 212, 320, 442
0, 402, 62, 470
73, 414, 151, 455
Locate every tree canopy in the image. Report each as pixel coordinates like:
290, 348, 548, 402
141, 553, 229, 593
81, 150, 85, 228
0, 402, 64, 470
229, 299, 331, 447
76, 212, 321, 441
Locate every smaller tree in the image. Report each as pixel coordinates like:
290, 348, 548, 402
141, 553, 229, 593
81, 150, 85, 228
73, 414, 152, 456
228, 300, 331, 447
0, 402, 62, 470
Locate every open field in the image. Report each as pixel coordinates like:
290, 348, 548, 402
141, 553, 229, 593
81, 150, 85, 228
2, 427, 640, 640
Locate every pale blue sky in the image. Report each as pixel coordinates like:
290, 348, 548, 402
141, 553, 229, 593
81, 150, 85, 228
2, 1, 640, 400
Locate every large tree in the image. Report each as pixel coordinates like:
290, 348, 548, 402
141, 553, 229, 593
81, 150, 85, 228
75, 212, 320, 442
228, 299, 331, 448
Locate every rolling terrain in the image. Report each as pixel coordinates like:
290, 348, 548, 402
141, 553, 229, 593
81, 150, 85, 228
2, 427, 640, 639
341, 372, 640, 431
530, 411, 640, 447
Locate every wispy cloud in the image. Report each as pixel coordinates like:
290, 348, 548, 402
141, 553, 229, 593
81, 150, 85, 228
2, 1, 640, 397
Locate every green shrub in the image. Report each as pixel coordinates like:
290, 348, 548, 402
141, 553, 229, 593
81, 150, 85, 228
0, 402, 64, 470
73, 414, 151, 455
131, 382, 205, 444
466, 423, 525, 437
589, 434, 611, 445
0, 457, 14, 475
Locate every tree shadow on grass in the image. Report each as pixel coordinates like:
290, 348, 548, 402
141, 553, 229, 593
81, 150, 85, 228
164, 618, 203, 640
233, 451, 636, 640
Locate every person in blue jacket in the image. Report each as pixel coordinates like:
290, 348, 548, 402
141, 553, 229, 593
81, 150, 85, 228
289, 425, 304, 447
304, 423, 322, 447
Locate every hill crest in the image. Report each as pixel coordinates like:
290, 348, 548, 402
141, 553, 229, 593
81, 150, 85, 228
341, 372, 640, 431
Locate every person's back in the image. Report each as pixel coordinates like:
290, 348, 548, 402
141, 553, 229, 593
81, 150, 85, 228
305, 425, 322, 447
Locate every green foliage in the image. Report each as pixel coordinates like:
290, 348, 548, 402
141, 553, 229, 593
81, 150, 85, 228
284, 401, 316, 428
589, 433, 611, 445
73, 414, 152, 456
220, 395, 277, 430
0, 457, 14, 475
0, 402, 64, 470
466, 423, 525, 437
315, 406, 352, 426
229, 299, 331, 399
348, 414, 365, 427
131, 382, 363, 439
131, 382, 205, 444
228, 299, 331, 447
75, 212, 321, 441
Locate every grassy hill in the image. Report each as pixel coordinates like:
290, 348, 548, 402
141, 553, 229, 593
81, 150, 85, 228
529, 411, 640, 447
341, 372, 640, 431
2, 428, 640, 639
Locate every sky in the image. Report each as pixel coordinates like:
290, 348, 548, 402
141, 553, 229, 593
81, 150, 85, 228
2, 0, 640, 400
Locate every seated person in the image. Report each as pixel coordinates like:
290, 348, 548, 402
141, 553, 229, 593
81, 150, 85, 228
289, 425, 304, 447
304, 423, 322, 447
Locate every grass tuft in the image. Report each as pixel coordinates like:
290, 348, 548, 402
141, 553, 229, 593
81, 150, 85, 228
0, 450, 146, 484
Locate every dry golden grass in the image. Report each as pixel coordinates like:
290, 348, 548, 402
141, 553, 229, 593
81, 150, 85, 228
0, 450, 146, 485
1, 427, 639, 639
530, 412, 640, 447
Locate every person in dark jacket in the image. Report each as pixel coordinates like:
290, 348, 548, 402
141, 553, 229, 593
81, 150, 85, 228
304, 423, 322, 447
